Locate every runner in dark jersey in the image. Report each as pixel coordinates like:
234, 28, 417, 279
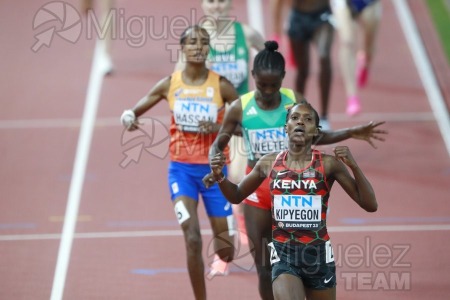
209, 101, 378, 300
205, 40, 386, 299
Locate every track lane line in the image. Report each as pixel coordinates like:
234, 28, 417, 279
3, 224, 450, 241
393, 0, 450, 156
0, 112, 436, 129
50, 39, 110, 300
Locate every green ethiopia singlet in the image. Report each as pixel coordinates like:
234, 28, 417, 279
241, 88, 297, 162
208, 22, 249, 95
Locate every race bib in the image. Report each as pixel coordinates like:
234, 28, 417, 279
247, 127, 286, 158
273, 194, 322, 229
173, 100, 218, 132
211, 59, 248, 89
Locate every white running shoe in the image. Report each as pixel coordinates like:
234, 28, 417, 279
206, 254, 229, 279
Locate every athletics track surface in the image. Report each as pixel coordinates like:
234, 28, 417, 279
1, 0, 449, 299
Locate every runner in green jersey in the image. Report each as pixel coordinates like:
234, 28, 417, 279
240, 88, 297, 162
208, 21, 250, 95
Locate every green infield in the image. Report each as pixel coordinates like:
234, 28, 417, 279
425, 0, 450, 64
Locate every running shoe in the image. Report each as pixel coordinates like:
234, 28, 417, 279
346, 96, 361, 116
207, 254, 229, 279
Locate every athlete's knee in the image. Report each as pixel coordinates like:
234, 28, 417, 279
184, 232, 202, 254
340, 37, 356, 51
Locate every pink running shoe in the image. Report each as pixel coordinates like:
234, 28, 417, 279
357, 53, 368, 88
346, 96, 361, 116
207, 254, 229, 279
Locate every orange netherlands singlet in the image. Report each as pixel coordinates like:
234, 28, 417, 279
167, 70, 228, 164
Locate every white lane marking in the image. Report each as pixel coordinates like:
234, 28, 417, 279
393, 0, 450, 156
0, 112, 435, 129
50, 39, 110, 300
3, 224, 450, 241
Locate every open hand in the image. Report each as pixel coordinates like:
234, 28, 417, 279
351, 121, 387, 149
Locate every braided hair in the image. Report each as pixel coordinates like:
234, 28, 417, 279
253, 41, 286, 74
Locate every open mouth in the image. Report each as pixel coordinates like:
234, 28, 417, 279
189, 53, 205, 61
294, 127, 305, 133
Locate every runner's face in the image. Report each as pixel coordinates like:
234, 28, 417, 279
182, 28, 210, 63
253, 70, 284, 102
202, 0, 232, 19
285, 104, 318, 144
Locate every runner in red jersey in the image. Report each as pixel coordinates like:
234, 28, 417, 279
270, 149, 331, 245
205, 40, 386, 300
209, 101, 378, 300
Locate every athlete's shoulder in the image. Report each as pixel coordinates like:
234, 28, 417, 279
166, 71, 180, 86
257, 152, 279, 172
208, 69, 221, 79
156, 75, 172, 90
230, 96, 243, 110
218, 73, 231, 84
321, 152, 344, 172
262, 152, 279, 162
170, 70, 182, 79
212, 71, 229, 86
280, 87, 296, 98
